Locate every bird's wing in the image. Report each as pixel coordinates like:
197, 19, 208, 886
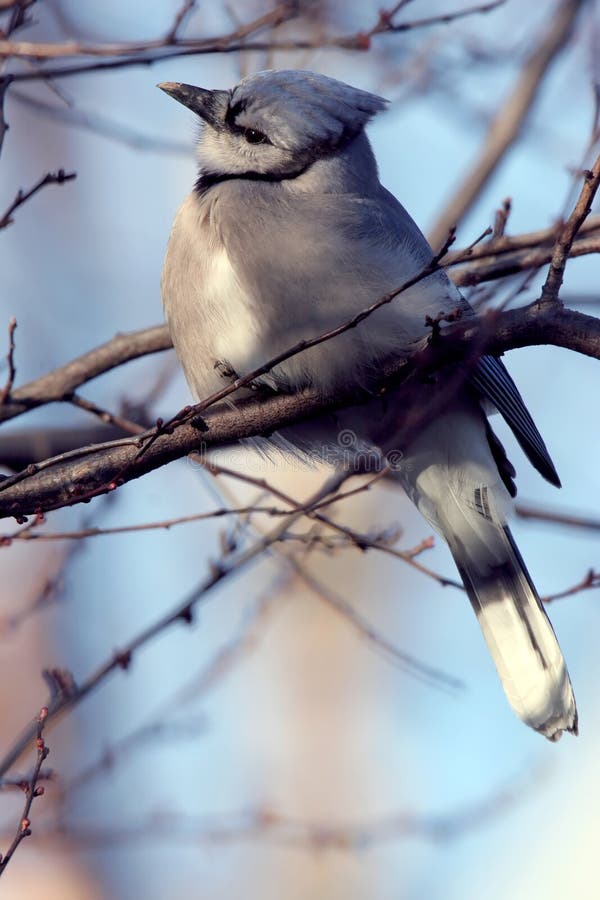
470, 355, 560, 487
219, 180, 560, 485
377, 189, 561, 488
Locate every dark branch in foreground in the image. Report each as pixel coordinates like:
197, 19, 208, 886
0, 213, 597, 429
0, 324, 172, 423
0, 300, 598, 519
541, 154, 600, 302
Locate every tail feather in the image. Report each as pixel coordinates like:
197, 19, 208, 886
395, 400, 577, 740
450, 525, 577, 740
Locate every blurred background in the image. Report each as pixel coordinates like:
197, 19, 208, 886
0, 1, 599, 897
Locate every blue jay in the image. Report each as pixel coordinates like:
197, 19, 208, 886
159, 70, 577, 740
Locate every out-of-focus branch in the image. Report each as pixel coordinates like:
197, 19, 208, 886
16, 774, 529, 850
4, 0, 509, 82
0, 3, 295, 59
286, 553, 462, 690
11, 87, 191, 154
362, 0, 506, 42
428, 0, 588, 249
2, 2, 507, 60
0, 0, 35, 46
0, 475, 349, 774
0, 0, 34, 10
516, 503, 600, 531
165, 0, 199, 43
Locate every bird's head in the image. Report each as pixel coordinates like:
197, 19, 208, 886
158, 69, 388, 181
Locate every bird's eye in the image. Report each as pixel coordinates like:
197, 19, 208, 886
244, 128, 267, 145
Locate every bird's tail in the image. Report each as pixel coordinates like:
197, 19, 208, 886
394, 402, 577, 740
448, 520, 577, 740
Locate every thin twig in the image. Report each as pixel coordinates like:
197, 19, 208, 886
366, 0, 506, 39
208, 464, 462, 590
0, 316, 16, 404
492, 197, 512, 238
443, 214, 600, 265
2, 3, 295, 61
0, 470, 387, 543
0, 518, 89, 632
0, 2, 506, 60
540, 151, 600, 303
543, 569, 600, 603
0, 169, 76, 229
65, 392, 145, 435
452, 235, 600, 287
0, 707, 48, 877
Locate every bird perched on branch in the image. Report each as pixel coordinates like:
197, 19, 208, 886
159, 69, 577, 740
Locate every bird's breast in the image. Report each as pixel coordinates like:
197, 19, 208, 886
161, 191, 263, 400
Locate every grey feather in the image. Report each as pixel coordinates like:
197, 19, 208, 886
160, 69, 576, 739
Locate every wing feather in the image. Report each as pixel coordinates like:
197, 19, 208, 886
470, 355, 560, 487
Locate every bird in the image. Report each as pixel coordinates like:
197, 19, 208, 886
158, 69, 577, 740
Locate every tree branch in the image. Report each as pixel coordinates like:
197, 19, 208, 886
540, 155, 600, 302
0, 301, 598, 519
0, 324, 171, 424
4, 0, 510, 83
0, 707, 48, 877
0, 214, 596, 429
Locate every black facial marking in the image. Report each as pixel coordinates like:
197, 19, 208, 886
225, 98, 247, 127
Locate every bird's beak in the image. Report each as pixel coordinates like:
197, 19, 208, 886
157, 82, 229, 128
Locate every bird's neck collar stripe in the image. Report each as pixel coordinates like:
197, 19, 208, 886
194, 162, 313, 196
